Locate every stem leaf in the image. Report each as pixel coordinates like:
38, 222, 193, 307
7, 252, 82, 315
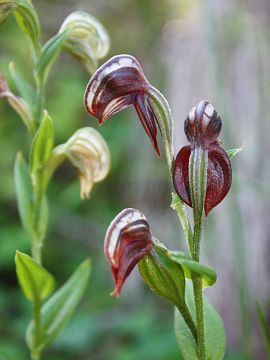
15, 251, 55, 303
26, 258, 91, 351
14, 151, 33, 234
9, 61, 36, 110
174, 281, 226, 360
168, 251, 217, 288
30, 111, 54, 180
36, 30, 69, 82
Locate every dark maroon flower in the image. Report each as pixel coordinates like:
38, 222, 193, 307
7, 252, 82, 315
173, 100, 232, 216
84, 54, 161, 156
104, 208, 153, 296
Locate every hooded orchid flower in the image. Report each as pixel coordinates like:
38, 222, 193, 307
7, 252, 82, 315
104, 208, 153, 297
84, 54, 174, 164
172, 100, 232, 216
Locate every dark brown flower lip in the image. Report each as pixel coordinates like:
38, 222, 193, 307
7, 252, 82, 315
84, 54, 149, 116
104, 208, 152, 265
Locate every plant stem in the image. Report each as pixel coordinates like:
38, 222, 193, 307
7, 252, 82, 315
31, 299, 41, 360
192, 275, 205, 360
177, 304, 198, 343
189, 148, 208, 359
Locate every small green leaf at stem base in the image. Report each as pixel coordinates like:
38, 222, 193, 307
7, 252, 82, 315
26, 258, 91, 352
15, 251, 55, 303
167, 251, 217, 288
226, 146, 243, 159
174, 281, 226, 360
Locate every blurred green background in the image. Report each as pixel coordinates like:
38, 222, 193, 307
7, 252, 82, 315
0, 0, 269, 359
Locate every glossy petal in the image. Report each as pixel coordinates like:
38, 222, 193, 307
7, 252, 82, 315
173, 144, 232, 216
134, 93, 160, 156
84, 54, 149, 122
84, 54, 161, 156
184, 100, 221, 149
172, 146, 192, 207
104, 208, 153, 296
204, 144, 232, 216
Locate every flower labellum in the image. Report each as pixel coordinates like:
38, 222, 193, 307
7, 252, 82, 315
84, 54, 161, 156
104, 208, 153, 297
173, 100, 232, 216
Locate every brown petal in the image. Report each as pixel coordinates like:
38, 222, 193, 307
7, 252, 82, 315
104, 208, 153, 296
172, 146, 192, 207
84, 54, 149, 122
205, 145, 232, 216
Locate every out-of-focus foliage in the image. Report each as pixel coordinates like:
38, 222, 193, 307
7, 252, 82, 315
0, 0, 269, 359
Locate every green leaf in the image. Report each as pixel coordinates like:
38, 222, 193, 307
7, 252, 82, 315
15, 251, 55, 303
37, 196, 49, 242
13, 0, 40, 51
171, 192, 193, 252
226, 146, 243, 159
167, 251, 217, 288
26, 258, 91, 351
14, 152, 33, 234
9, 61, 36, 109
174, 281, 226, 360
139, 246, 185, 309
36, 30, 69, 81
30, 111, 54, 177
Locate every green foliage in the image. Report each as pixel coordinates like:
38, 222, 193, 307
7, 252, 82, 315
14, 151, 33, 234
226, 147, 243, 159
9, 61, 36, 110
12, 0, 40, 53
174, 282, 226, 360
15, 251, 55, 303
26, 258, 91, 352
30, 111, 54, 177
167, 251, 217, 288
36, 30, 68, 82
139, 251, 185, 309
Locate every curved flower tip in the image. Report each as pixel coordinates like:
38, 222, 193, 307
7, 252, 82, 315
84, 54, 160, 156
173, 100, 232, 216
104, 208, 153, 296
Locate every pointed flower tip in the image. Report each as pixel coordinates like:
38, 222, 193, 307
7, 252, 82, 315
104, 208, 153, 296
173, 101, 232, 215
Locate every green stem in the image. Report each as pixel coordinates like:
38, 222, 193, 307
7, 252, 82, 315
177, 303, 198, 343
192, 275, 205, 360
189, 148, 208, 359
31, 299, 41, 360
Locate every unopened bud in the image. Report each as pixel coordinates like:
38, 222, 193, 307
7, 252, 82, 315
184, 100, 222, 149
